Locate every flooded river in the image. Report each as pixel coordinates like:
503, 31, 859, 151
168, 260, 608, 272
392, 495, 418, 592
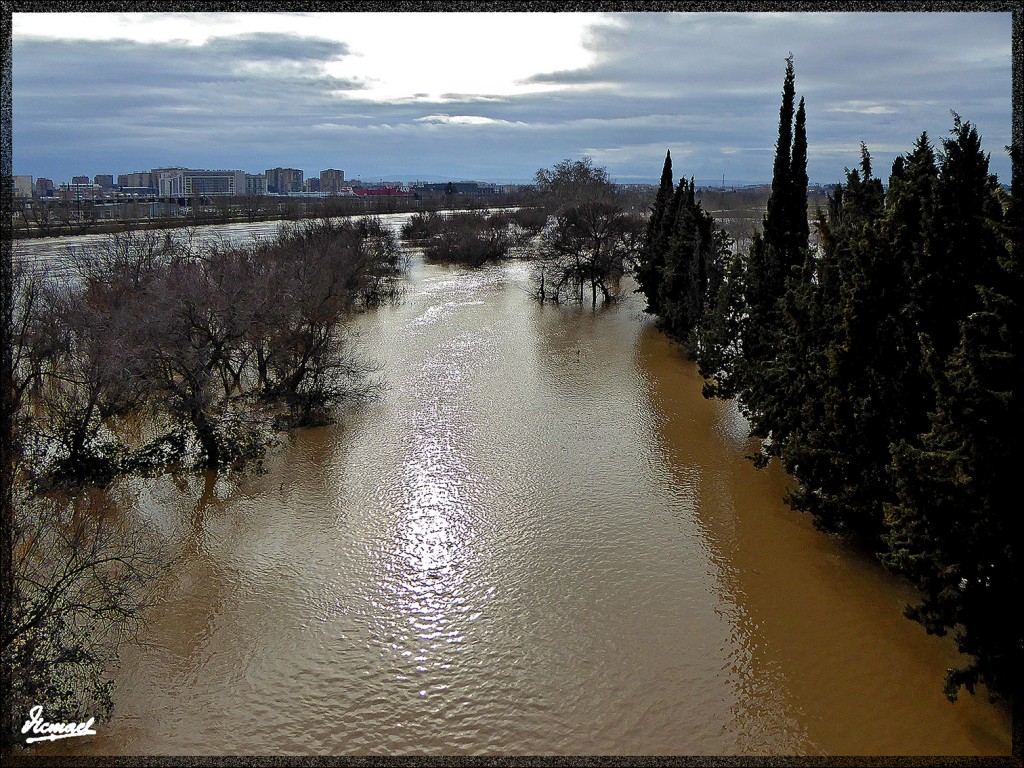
33, 219, 1011, 756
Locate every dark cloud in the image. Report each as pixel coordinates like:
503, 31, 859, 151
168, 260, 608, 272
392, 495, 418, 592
203, 32, 349, 60
12, 12, 1013, 185
519, 12, 1012, 182
13, 31, 370, 177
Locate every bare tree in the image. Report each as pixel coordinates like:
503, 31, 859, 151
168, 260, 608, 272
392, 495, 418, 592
253, 218, 394, 425
2, 490, 167, 743
533, 156, 617, 214
28, 271, 148, 483
9, 258, 47, 427
531, 158, 644, 306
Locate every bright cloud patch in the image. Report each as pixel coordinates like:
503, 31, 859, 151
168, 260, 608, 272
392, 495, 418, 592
828, 101, 900, 115
415, 114, 523, 127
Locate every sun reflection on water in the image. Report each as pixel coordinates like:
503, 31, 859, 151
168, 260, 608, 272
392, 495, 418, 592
373, 400, 487, 705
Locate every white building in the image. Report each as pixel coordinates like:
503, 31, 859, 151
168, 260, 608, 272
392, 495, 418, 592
156, 168, 247, 197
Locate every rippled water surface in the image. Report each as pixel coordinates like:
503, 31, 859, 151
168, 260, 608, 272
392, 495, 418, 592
41, 220, 1012, 756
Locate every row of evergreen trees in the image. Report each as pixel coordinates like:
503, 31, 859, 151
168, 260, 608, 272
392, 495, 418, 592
636, 56, 1021, 711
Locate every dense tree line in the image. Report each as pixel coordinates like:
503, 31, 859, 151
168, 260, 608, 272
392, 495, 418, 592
2, 218, 404, 739
636, 56, 1021, 711
15, 218, 402, 481
635, 152, 733, 346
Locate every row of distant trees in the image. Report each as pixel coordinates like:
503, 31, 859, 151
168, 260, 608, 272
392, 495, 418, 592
2, 218, 405, 740
13, 188, 542, 239
635, 56, 1021, 712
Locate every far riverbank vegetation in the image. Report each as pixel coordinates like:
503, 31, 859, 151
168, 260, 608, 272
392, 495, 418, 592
11, 186, 533, 241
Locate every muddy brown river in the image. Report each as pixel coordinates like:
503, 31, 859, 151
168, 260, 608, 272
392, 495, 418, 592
30, 219, 1011, 756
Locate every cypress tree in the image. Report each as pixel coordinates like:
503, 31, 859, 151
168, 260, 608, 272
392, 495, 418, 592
789, 97, 810, 263
695, 245, 745, 399
660, 178, 696, 336
636, 150, 674, 314
887, 133, 937, 283
659, 177, 725, 342
744, 55, 798, 358
918, 115, 1005, 358
884, 125, 1020, 707
723, 55, 809, 450
763, 53, 796, 258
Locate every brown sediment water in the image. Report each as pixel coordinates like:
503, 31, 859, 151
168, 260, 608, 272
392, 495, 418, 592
34, 225, 1011, 756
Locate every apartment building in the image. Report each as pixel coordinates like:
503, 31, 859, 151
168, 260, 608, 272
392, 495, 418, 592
265, 167, 304, 194
319, 168, 346, 194
117, 171, 155, 189
245, 173, 268, 196
156, 168, 247, 197
11, 175, 33, 197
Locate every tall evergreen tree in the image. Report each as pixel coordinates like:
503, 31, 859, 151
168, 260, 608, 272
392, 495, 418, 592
636, 150, 674, 314
695, 248, 746, 399
659, 177, 695, 335
658, 177, 728, 343
918, 115, 1005, 358
763, 53, 796, 259
885, 247, 1021, 705
789, 97, 810, 261
884, 130, 1020, 709
724, 55, 810, 448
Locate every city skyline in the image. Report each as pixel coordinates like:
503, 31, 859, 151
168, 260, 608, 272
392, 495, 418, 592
11, 10, 1014, 185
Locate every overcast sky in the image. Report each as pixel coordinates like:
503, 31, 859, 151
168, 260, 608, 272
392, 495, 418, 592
10, 11, 1013, 185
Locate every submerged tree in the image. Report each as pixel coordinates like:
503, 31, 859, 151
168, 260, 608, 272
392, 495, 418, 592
2, 492, 167, 744
419, 211, 516, 267
532, 157, 644, 306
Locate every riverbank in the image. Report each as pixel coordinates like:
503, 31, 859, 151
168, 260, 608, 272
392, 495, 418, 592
9, 194, 532, 240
